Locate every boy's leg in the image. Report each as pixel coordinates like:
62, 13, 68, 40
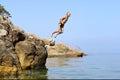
54, 29, 63, 38
54, 32, 63, 38
51, 30, 59, 37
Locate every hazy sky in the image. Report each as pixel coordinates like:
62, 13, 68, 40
1, 0, 120, 54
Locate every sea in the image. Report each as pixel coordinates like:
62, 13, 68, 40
46, 53, 120, 79
1, 53, 120, 79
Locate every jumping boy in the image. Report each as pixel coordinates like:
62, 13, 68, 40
51, 12, 71, 38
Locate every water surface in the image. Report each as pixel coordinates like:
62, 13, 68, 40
46, 53, 120, 79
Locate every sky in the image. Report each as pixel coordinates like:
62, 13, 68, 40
0, 0, 120, 54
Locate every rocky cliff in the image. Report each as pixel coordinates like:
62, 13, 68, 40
0, 15, 47, 76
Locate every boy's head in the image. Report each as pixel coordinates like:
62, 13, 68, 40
66, 12, 71, 17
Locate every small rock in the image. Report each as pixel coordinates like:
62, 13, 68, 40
0, 29, 8, 37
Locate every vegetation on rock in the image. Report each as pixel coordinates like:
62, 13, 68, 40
0, 4, 11, 17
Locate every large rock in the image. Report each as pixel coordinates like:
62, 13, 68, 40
47, 43, 86, 57
0, 39, 21, 75
42, 38, 55, 46
15, 40, 47, 70
42, 38, 87, 57
0, 15, 48, 75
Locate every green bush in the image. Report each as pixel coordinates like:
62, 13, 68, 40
0, 4, 11, 17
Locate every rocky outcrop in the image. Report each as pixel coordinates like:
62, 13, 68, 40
42, 38, 55, 46
0, 15, 48, 76
42, 38, 87, 57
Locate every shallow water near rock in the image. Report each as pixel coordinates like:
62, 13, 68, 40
1, 53, 120, 79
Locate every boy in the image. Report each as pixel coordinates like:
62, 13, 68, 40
51, 12, 71, 38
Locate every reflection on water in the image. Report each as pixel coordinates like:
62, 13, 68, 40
19, 69, 48, 79
0, 68, 48, 79
46, 57, 70, 68
46, 57, 83, 79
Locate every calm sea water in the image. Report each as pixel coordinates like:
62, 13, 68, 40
1, 53, 120, 79
46, 53, 120, 79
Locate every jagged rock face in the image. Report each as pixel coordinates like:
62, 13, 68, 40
0, 15, 48, 75
15, 40, 47, 70
0, 40, 15, 67
0, 39, 21, 75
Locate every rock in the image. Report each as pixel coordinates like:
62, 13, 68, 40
15, 41, 36, 69
0, 39, 6, 52
15, 40, 47, 70
42, 38, 55, 46
11, 29, 25, 46
47, 43, 87, 57
41, 38, 86, 57
0, 15, 48, 75
12, 25, 24, 33
49, 39, 55, 46
0, 66, 20, 76
0, 40, 20, 75
0, 29, 8, 37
